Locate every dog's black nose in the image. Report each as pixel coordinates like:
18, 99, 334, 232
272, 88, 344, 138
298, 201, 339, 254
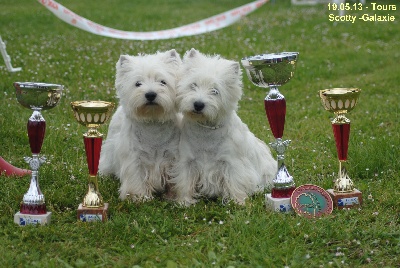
194, 101, 205, 112
145, 92, 157, 102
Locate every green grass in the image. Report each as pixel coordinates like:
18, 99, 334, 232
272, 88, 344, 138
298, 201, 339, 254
1, 0, 399, 267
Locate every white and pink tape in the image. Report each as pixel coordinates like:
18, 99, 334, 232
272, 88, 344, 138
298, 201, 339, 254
38, 0, 268, 40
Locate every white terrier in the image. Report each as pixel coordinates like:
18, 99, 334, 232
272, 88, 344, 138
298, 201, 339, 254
171, 48, 277, 205
99, 49, 182, 201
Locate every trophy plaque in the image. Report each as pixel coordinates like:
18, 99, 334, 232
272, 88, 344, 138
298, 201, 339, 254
13, 82, 63, 226
71, 100, 114, 222
241, 52, 299, 212
320, 88, 362, 209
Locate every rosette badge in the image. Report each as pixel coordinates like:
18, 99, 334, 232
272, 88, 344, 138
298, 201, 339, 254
241, 52, 299, 213
13, 82, 64, 226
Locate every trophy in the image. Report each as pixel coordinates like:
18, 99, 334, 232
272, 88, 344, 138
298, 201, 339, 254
71, 100, 114, 222
319, 88, 362, 209
241, 52, 299, 212
13, 82, 63, 225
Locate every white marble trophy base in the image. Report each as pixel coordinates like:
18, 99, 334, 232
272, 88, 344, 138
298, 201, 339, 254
265, 194, 293, 213
14, 212, 52, 226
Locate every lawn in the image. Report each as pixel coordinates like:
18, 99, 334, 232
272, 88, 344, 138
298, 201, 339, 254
0, 0, 399, 267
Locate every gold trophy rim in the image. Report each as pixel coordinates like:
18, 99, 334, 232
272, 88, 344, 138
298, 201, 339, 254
319, 88, 361, 115
70, 100, 115, 130
320, 88, 361, 100
71, 100, 115, 115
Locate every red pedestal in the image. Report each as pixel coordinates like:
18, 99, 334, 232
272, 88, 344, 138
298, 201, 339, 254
271, 186, 296, 198
332, 123, 350, 161
20, 203, 47, 215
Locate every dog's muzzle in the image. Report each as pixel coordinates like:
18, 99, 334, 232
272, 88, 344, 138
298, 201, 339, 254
145, 91, 158, 105
193, 101, 205, 113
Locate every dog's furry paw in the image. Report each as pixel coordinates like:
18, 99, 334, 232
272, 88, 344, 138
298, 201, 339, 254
124, 193, 154, 203
177, 197, 198, 207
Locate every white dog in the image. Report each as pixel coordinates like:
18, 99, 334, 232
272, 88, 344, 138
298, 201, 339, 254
171, 48, 277, 205
99, 50, 182, 201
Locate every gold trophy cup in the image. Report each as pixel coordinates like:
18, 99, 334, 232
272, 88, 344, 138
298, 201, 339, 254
319, 88, 362, 209
71, 100, 114, 222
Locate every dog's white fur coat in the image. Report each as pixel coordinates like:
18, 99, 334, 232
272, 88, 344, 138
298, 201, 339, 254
171, 49, 277, 205
99, 50, 181, 201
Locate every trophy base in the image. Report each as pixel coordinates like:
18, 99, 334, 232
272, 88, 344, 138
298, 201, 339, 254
265, 194, 292, 213
327, 188, 362, 209
14, 211, 52, 226
77, 203, 108, 222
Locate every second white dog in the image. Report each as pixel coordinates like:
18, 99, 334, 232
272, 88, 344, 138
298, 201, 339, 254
99, 50, 182, 201
171, 49, 277, 205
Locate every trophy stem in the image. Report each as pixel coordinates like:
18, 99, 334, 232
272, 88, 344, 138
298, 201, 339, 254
333, 160, 354, 193
83, 175, 103, 208
20, 169, 47, 214
82, 136, 104, 208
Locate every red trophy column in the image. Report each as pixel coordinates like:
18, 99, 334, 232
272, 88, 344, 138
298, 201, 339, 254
332, 123, 350, 162
84, 136, 103, 177
264, 88, 296, 199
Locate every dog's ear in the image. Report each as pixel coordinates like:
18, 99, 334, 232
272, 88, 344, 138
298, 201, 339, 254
164, 49, 182, 65
117, 55, 130, 68
230, 62, 241, 75
185, 48, 199, 59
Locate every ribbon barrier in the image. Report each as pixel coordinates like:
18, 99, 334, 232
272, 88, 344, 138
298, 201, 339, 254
38, 0, 268, 40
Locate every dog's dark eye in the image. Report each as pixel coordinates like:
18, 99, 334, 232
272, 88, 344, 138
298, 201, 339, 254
135, 81, 142, 87
190, 83, 197, 90
160, 80, 167, 86
211, 88, 219, 95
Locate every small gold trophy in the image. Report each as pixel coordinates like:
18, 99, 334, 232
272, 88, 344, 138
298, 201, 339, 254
319, 88, 362, 209
71, 100, 114, 222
